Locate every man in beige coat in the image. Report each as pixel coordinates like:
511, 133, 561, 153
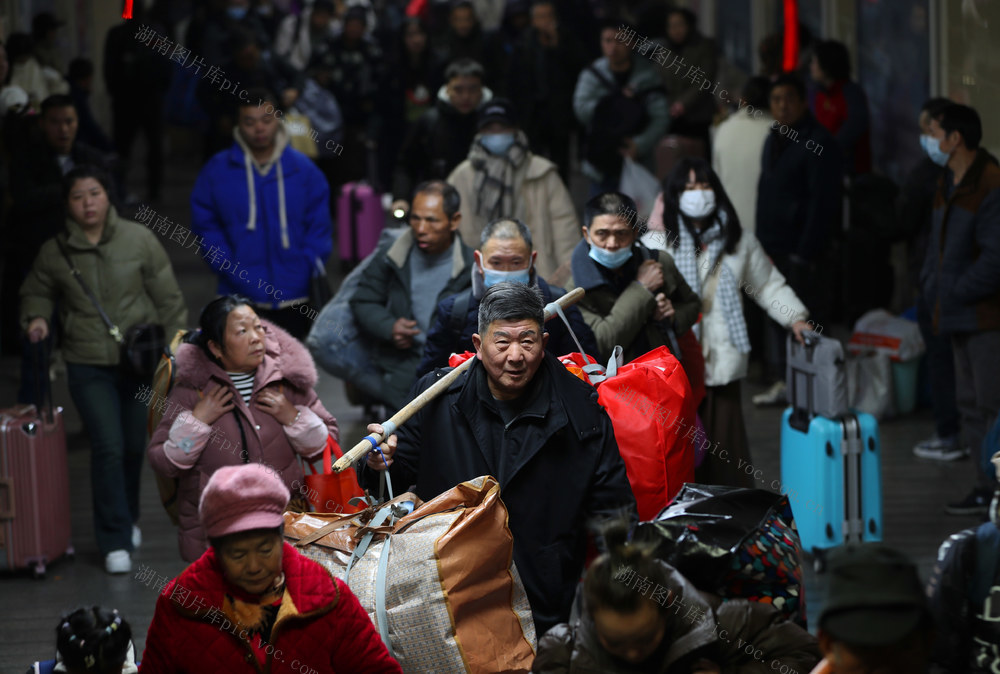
447, 98, 580, 287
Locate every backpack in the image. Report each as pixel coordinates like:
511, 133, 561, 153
584, 65, 662, 179
147, 329, 197, 526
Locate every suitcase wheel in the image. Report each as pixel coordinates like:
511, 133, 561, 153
65, 545, 75, 561
811, 548, 827, 573
31, 561, 46, 579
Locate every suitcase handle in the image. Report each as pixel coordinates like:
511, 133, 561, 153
788, 334, 816, 432
349, 187, 361, 262
32, 340, 55, 424
0, 478, 14, 520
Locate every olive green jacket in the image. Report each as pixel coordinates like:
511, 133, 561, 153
570, 240, 701, 364
20, 206, 188, 366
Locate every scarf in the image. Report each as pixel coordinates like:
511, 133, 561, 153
221, 572, 286, 642
468, 129, 530, 220
674, 212, 752, 354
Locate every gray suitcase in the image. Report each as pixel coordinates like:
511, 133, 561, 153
786, 330, 848, 423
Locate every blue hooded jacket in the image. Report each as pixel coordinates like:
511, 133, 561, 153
191, 126, 332, 307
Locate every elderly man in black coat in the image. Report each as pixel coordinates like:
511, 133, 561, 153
359, 282, 637, 634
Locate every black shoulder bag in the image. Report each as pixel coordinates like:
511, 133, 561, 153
57, 238, 165, 379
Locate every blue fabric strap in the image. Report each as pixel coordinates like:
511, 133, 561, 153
362, 433, 395, 502
345, 505, 394, 580
375, 534, 394, 658
381, 470, 395, 502
364, 435, 392, 471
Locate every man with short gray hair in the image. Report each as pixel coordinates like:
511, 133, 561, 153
417, 217, 596, 375
361, 281, 636, 635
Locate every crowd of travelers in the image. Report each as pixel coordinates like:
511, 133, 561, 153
3, 1, 999, 673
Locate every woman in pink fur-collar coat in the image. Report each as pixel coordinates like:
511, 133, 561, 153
148, 296, 338, 561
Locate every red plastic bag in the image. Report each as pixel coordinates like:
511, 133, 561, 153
303, 436, 367, 514
558, 352, 604, 384
455, 345, 696, 519
448, 351, 476, 368
563, 346, 697, 520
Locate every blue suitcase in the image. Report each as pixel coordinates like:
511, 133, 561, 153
780, 331, 883, 558
780, 409, 883, 555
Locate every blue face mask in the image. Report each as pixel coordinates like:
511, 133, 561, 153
924, 135, 951, 167
227, 6, 249, 20
482, 266, 531, 287
588, 243, 633, 270
481, 133, 516, 156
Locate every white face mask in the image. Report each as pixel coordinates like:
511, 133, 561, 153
679, 189, 716, 218
481, 265, 531, 287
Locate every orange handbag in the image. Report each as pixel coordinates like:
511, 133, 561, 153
303, 435, 367, 514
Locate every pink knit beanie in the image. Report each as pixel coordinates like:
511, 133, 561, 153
199, 464, 290, 539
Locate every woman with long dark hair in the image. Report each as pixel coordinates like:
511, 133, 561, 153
643, 158, 813, 487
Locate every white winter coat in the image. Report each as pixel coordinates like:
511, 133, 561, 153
642, 199, 809, 387
711, 111, 773, 234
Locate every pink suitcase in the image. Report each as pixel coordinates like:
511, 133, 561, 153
337, 181, 384, 264
0, 404, 74, 577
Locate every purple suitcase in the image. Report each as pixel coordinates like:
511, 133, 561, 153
0, 404, 73, 577
337, 182, 384, 263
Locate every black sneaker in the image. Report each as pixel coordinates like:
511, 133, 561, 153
945, 488, 993, 516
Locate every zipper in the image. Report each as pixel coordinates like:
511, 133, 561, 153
233, 627, 266, 674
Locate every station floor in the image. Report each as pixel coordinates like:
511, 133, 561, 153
0, 134, 981, 672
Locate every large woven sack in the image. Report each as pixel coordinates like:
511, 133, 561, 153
283, 475, 537, 673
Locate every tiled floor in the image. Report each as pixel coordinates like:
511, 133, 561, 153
0, 142, 984, 672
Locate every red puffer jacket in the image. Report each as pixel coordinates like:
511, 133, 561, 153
139, 542, 402, 674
